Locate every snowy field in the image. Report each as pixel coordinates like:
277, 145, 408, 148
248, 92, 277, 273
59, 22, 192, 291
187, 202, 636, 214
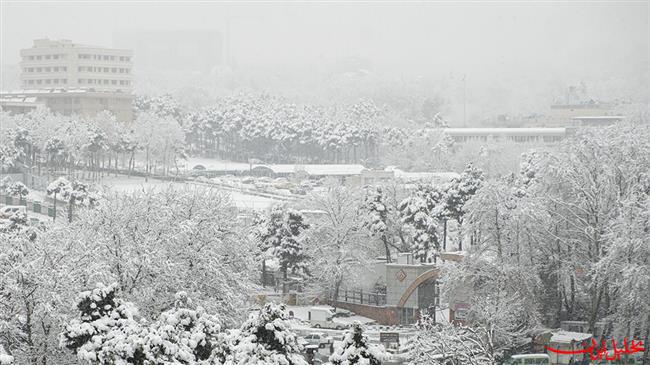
97, 175, 282, 210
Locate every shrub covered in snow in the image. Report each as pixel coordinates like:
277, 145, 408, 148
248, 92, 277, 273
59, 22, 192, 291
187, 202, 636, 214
0, 345, 13, 365
227, 302, 307, 365
408, 317, 495, 365
60, 282, 146, 364
329, 321, 388, 365
143, 291, 225, 364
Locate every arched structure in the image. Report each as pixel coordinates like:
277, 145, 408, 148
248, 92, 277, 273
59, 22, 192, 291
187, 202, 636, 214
397, 268, 440, 308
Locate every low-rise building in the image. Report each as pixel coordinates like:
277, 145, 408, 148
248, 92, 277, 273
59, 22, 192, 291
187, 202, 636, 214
0, 89, 134, 122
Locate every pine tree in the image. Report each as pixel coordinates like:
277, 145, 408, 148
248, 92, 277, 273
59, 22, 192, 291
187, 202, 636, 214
143, 291, 225, 364
400, 183, 445, 262
364, 186, 392, 262
254, 206, 310, 287
227, 303, 307, 365
445, 163, 485, 250
60, 282, 146, 365
329, 322, 387, 365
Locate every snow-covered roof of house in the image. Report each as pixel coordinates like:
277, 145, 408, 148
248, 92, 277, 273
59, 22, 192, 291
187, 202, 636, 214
443, 128, 566, 136
550, 331, 592, 344
571, 116, 624, 120
253, 164, 366, 176
386, 167, 459, 182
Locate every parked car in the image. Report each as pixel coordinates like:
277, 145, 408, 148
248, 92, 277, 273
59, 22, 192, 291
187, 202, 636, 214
303, 333, 327, 346
308, 308, 348, 330
0, 205, 27, 219
503, 354, 551, 365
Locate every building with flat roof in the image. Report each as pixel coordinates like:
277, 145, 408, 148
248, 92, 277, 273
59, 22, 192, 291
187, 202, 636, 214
20, 38, 133, 93
0, 89, 134, 122
443, 127, 570, 143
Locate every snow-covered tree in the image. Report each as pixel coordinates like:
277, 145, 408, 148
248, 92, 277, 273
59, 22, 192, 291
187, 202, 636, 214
329, 322, 388, 365
4, 181, 28, 198
254, 205, 310, 287
399, 183, 446, 262
445, 163, 485, 250
60, 282, 145, 365
143, 291, 225, 364
363, 186, 392, 262
409, 317, 495, 365
73, 186, 256, 325
305, 182, 376, 301
0, 345, 13, 365
47, 177, 100, 223
227, 303, 307, 365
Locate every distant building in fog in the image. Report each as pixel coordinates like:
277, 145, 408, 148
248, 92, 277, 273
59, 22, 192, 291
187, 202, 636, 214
113, 30, 222, 74
444, 127, 569, 143
20, 38, 133, 93
2, 39, 135, 122
546, 101, 616, 127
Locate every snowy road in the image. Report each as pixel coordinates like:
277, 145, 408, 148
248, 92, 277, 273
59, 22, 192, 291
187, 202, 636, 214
96, 175, 284, 210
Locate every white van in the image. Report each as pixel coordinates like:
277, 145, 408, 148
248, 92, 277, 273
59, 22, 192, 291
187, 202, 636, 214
0, 205, 27, 219
308, 307, 347, 330
503, 354, 551, 365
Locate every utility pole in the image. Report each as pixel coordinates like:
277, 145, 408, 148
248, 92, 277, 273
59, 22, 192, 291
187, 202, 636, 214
462, 74, 467, 127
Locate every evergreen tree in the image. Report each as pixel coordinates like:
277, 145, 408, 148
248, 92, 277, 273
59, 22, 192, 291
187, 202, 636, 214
60, 283, 146, 365
399, 184, 446, 262
445, 163, 485, 250
227, 303, 307, 365
329, 322, 388, 365
143, 291, 225, 364
254, 206, 310, 285
364, 186, 392, 262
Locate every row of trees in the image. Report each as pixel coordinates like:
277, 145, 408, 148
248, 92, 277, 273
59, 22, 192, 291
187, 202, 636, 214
0, 186, 257, 364
60, 284, 387, 365
0, 107, 185, 181
436, 122, 650, 363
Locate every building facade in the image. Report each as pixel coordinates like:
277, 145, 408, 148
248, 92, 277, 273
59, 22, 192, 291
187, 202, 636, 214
0, 89, 134, 122
20, 38, 133, 93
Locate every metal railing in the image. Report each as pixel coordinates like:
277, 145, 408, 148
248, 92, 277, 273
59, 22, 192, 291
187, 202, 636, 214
335, 288, 387, 306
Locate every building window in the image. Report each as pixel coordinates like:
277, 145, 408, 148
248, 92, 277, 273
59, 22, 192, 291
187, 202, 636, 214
111, 80, 117, 85
62, 66, 67, 72
110, 56, 115, 61
45, 55, 51, 59
103, 67, 109, 72
36, 55, 42, 60
125, 68, 130, 74
36, 80, 42, 84
28, 56, 34, 60
45, 79, 51, 84
62, 79, 67, 84
103, 55, 109, 61
53, 79, 59, 84
111, 67, 117, 73
79, 79, 84, 84
53, 54, 59, 59
27, 80, 34, 85
103, 79, 109, 85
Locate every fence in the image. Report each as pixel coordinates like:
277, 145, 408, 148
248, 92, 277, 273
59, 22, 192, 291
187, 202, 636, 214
0, 193, 61, 219
335, 288, 387, 306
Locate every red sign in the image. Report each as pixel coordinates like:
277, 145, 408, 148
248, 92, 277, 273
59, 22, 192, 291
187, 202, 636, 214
546, 338, 645, 362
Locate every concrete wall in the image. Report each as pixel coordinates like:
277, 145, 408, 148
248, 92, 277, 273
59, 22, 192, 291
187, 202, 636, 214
385, 263, 435, 308
331, 301, 400, 326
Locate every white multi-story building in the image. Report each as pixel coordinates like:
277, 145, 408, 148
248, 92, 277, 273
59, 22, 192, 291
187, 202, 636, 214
19, 38, 133, 93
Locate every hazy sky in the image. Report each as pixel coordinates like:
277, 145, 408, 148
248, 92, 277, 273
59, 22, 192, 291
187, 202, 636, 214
1, 1, 648, 114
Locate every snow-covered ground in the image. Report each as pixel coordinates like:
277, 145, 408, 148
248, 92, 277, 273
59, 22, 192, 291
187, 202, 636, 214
97, 175, 281, 210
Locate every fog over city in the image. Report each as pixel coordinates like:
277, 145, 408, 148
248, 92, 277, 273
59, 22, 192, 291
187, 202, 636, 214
0, 2, 649, 365
2, 2, 648, 118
